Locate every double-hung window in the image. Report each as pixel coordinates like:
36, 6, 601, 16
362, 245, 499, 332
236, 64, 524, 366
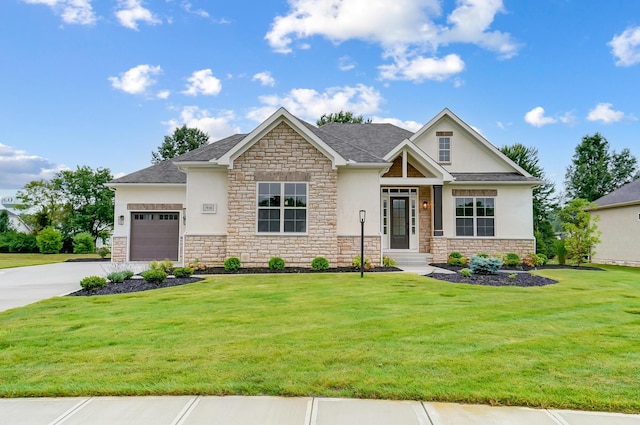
257, 182, 307, 233
455, 197, 495, 237
436, 131, 452, 163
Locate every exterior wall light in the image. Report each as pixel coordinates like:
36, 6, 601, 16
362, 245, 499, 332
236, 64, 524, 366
422, 201, 429, 210
118, 215, 125, 225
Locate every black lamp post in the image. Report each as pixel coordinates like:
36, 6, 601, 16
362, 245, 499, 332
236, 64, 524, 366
359, 209, 366, 278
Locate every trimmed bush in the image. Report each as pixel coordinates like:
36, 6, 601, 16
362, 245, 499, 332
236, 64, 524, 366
503, 253, 521, 267
141, 269, 168, 284
555, 239, 567, 265
536, 253, 548, 266
0, 231, 38, 253
173, 267, 194, 278
460, 268, 472, 277
73, 232, 95, 254
447, 252, 467, 267
382, 256, 397, 267
351, 255, 372, 269
224, 257, 241, 271
188, 258, 207, 271
268, 257, 286, 270
36, 227, 63, 254
96, 246, 111, 258
469, 255, 502, 275
149, 259, 173, 273
311, 256, 330, 271
107, 271, 128, 283
80, 275, 107, 290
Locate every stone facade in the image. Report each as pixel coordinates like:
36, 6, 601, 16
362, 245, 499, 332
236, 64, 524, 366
226, 122, 339, 268
111, 236, 127, 262
418, 186, 432, 253
184, 235, 227, 267
337, 236, 381, 267
431, 237, 536, 263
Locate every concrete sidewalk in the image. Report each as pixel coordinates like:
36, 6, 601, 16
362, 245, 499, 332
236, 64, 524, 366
1, 396, 638, 425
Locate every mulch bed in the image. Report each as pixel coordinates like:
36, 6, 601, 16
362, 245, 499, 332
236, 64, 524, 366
195, 266, 402, 274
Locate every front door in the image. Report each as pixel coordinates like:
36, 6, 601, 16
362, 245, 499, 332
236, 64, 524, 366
390, 197, 409, 249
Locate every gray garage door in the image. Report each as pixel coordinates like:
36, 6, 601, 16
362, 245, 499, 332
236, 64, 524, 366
130, 212, 179, 261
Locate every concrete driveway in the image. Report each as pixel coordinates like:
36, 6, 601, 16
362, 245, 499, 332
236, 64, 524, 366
0, 261, 108, 312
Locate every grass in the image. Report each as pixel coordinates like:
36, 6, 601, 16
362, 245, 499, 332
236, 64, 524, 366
0, 267, 639, 413
0, 253, 105, 269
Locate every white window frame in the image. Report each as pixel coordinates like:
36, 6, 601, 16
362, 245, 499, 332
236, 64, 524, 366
438, 136, 451, 163
455, 197, 495, 237
256, 182, 308, 234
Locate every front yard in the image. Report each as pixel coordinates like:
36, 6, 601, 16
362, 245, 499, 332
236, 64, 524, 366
0, 267, 638, 412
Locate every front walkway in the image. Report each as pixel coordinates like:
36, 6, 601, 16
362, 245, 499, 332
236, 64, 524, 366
1, 396, 638, 425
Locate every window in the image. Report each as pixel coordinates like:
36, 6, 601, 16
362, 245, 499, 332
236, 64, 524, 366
257, 182, 307, 233
455, 197, 494, 237
436, 131, 452, 163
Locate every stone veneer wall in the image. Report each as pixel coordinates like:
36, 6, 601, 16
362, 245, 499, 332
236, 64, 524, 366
418, 186, 432, 254
226, 122, 339, 268
184, 235, 227, 266
431, 237, 536, 263
111, 236, 127, 262
337, 236, 381, 267
592, 258, 640, 268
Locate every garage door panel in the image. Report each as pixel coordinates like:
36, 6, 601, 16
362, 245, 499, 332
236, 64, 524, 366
130, 212, 179, 261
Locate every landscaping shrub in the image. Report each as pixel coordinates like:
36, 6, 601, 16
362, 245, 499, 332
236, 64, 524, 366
107, 271, 128, 283
224, 257, 241, 271
469, 255, 502, 274
536, 253, 548, 266
188, 258, 207, 271
173, 267, 194, 278
122, 270, 135, 280
555, 239, 567, 265
80, 275, 107, 290
447, 252, 467, 267
141, 269, 168, 284
382, 256, 397, 267
460, 268, 472, 277
268, 257, 286, 270
36, 227, 63, 254
476, 253, 489, 258
0, 231, 38, 253
311, 256, 330, 271
96, 246, 111, 258
72, 232, 95, 254
149, 259, 173, 273
503, 253, 521, 267
352, 254, 372, 269
522, 253, 536, 268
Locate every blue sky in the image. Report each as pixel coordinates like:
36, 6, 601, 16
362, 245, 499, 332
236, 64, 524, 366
1, 0, 639, 197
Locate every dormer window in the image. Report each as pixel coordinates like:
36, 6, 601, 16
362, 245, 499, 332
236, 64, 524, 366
437, 131, 452, 163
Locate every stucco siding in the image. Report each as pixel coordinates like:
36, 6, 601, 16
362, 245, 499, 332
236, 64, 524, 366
185, 168, 228, 234
591, 205, 640, 266
337, 168, 382, 236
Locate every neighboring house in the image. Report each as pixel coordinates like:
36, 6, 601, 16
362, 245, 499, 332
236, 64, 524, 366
0, 206, 32, 234
107, 108, 539, 267
589, 178, 640, 267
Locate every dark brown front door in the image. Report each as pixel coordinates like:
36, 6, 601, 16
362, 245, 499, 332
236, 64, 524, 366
390, 197, 409, 249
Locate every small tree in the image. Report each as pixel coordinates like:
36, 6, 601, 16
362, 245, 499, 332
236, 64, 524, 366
73, 232, 95, 254
317, 111, 372, 126
560, 199, 601, 266
36, 227, 63, 254
0, 210, 9, 233
151, 125, 209, 164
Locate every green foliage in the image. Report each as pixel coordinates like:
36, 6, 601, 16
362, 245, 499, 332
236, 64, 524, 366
382, 256, 397, 267
149, 259, 173, 273
476, 253, 489, 258
564, 133, 640, 202
351, 254, 372, 269
268, 257, 286, 270
173, 267, 194, 278
560, 198, 601, 265
0, 231, 38, 253
107, 271, 128, 283
187, 258, 207, 271
460, 268, 472, 277
80, 275, 107, 290
311, 256, 330, 271
317, 111, 372, 126
523, 253, 546, 267
509, 273, 517, 279
555, 239, 568, 265
0, 210, 9, 233
223, 257, 241, 271
141, 269, 168, 284
36, 227, 63, 254
96, 246, 111, 258
151, 125, 209, 164
469, 255, 502, 274
537, 253, 548, 266
447, 252, 467, 267
503, 253, 521, 267
72, 232, 95, 254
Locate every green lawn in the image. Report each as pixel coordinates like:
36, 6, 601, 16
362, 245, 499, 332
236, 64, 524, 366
0, 253, 105, 269
1, 267, 639, 412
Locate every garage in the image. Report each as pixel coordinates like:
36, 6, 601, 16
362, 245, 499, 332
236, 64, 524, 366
130, 212, 180, 261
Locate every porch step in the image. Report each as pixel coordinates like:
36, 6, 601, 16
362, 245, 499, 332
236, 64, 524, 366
384, 252, 433, 267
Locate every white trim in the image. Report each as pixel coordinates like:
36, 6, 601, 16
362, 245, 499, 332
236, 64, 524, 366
383, 139, 454, 181
381, 177, 444, 185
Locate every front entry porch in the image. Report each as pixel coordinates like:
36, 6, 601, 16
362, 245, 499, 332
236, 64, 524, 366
381, 186, 434, 254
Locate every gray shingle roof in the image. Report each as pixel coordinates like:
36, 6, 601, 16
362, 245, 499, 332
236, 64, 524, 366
451, 173, 541, 183
594, 178, 640, 207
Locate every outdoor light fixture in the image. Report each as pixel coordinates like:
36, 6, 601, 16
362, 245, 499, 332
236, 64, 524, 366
182, 208, 187, 225
359, 209, 366, 278
422, 201, 429, 210
118, 215, 124, 225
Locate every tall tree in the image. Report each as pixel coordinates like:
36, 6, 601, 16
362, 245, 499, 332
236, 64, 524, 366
16, 179, 64, 232
0, 209, 9, 233
501, 143, 558, 257
559, 198, 601, 265
317, 111, 372, 126
151, 125, 209, 164
564, 133, 639, 202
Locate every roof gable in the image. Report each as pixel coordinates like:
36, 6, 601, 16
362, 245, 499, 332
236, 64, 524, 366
594, 178, 640, 207
383, 139, 453, 182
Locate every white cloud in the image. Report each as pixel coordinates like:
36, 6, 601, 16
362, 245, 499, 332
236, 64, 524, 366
265, 0, 518, 82
181, 1, 209, 18
338, 56, 356, 71
252, 72, 276, 87
115, 0, 161, 30
164, 107, 240, 140
524, 106, 557, 127
183, 69, 222, 96
559, 111, 577, 126
247, 84, 383, 123
379, 53, 465, 81
157, 90, 170, 99
586, 103, 633, 124
371, 117, 423, 132
108, 64, 162, 94
0, 143, 67, 189
22, 0, 96, 25
609, 26, 640, 66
